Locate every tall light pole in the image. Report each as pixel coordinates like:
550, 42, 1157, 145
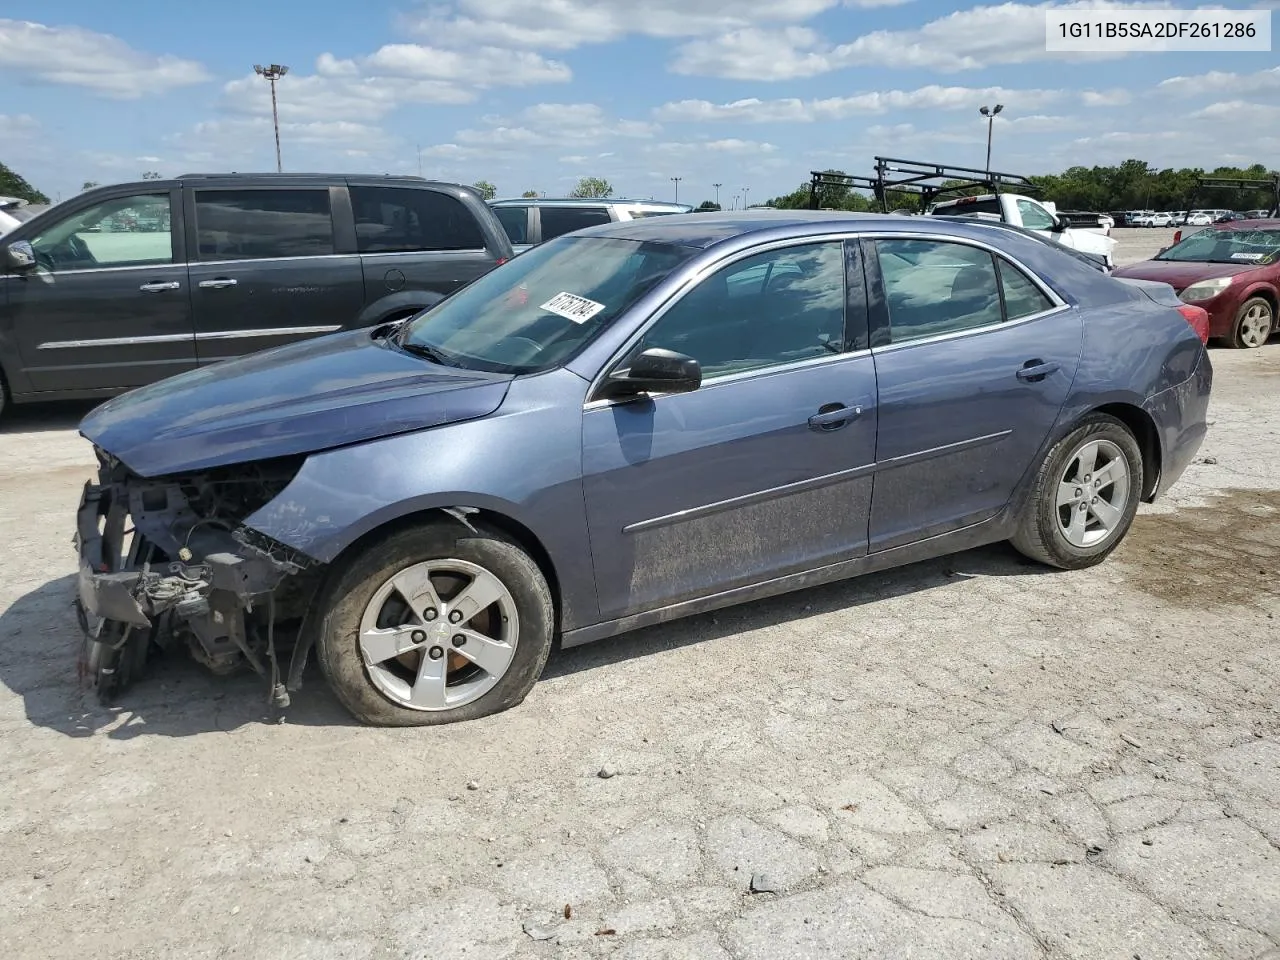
742, 186, 750, 208
979, 103, 1003, 173
712, 182, 723, 208
254, 63, 289, 172
670, 176, 682, 204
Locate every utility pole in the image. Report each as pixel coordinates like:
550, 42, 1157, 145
254, 63, 290, 172
712, 182, 723, 207
742, 186, 750, 208
979, 103, 1003, 173
670, 176, 682, 204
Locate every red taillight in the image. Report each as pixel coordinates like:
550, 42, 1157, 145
495, 257, 508, 266
1173, 229, 1182, 243
1177, 304, 1210, 344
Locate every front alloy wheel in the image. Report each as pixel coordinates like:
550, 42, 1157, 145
317, 521, 554, 725
1230, 297, 1273, 349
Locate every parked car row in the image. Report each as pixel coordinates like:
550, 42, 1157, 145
1126, 209, 1274, 228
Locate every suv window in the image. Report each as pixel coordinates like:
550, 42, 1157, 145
493, 205, 530, 245
30, 193, 172, 270
876, 239, 1003, 342
540, 206, 612, 241
195, 189, 333, 260
634, 242, 846, 379
998, 260, 1055, 319
351, 186, 485, 253
1016, 199, 1057, 231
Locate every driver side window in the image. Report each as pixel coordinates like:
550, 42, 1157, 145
1016, 199, 1056, 231
635, 242, 847, 380
30, 193, 173, 271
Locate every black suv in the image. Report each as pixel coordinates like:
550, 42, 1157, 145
0, 174, 513, 413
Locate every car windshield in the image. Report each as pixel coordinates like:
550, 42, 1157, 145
1155, 228, 1280, 265
399, 236, 698, 374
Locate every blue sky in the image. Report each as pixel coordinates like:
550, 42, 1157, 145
2, 1, 1278, 205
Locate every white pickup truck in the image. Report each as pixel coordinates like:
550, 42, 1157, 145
927, 193, 1117, 268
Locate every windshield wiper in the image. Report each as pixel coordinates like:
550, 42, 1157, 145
398, 341, 458, 367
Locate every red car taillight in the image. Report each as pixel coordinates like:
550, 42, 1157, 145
1173, 229, 1182, 244
1177, 304, 1210, 344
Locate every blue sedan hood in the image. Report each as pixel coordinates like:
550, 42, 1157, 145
80, 329, 514, 477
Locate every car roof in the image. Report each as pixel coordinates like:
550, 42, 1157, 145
571, 209, 1062, 250
1212, 218, 1280, 230
490, 197, 689, 207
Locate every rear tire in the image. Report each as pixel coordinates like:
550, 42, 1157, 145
1228, 297, 1273, 349
316, 520, 554, 726
1011, 415, 1143, 570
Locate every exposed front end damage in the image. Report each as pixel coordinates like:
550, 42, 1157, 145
74, 449, 324, 704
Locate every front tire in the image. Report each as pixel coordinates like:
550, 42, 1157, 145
1011, 415, 1143, 570
316, 521, 554, 726
1228, 297, 1273, 349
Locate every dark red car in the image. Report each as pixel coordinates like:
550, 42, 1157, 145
1112, 220, 1279, 348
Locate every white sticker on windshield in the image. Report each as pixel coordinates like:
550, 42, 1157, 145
1230, 252, 1266, 261
540, 291, 605, 324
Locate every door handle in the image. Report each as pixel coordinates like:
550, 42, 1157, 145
139, 281, 181, 293
808, 403, 862, 431
198, 278, 238, 289
1016, 359, 1060, 383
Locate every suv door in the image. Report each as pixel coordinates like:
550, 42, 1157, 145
350, 185, 505, 314
865, 236, 1082, 550
582, 240, 878, 620
535, 205, 613, 244
185, 185, 364, 363
4, 187, 194, 394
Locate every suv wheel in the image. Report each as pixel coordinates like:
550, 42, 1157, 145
316, 520, 554, 726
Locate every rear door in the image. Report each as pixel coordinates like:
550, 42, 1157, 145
6, 186, 195, 393
350, 185, 504, 305
492, 204, 534, 254
186, 184, 364, 363
865, 235, 1083, 551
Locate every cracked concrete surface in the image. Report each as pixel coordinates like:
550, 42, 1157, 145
0, 231, 1277, 958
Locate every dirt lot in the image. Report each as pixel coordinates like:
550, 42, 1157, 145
1, 227, 1277, 959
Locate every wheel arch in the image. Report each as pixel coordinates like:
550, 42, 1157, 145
1093, 402, 1161, 502
354, 290, 446, 328
1239, 284, 1277, 316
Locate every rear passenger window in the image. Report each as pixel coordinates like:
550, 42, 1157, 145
194, 189, 333, 260
493, 206, 529, 244
540, 206, 612, 241
876, 239, 1003, 342
351, 186, 486, 253
998, 259, 1055, 320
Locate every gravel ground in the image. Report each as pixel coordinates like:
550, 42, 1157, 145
1, 226, 1276, 960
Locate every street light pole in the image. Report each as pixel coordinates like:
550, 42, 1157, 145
712, 182, 723, 208
254, 63, 290, 172
742, 186, 750, 208
670, 176, 682, 204
979, 103, 1003, 173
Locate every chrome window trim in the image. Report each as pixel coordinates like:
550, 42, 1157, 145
194, 325, 341, 341
357, 248, 487, 258
583, 232, 861, 409
14, 261, 178, 277
191, 253, 358, 267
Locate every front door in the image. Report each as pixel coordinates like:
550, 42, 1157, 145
866, 236, 1083, 551
186, 186, 364, 363
582, 240, 878, 621
7, 188, 195, 393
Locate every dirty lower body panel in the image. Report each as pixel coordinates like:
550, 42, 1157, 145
73, 450, 322, 704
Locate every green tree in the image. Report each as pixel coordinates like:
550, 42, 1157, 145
521, 189, 539, 198
141, 171, 162, 180
473, 180, 497, 201
696, 200, 721, 211
569, 176, 612, 199
0, 161, 49, 203
82, 180, 101, 191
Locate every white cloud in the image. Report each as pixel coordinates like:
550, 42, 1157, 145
1158, 66, 1280, 97
404, 0, 844, 50
0, 19, 209, 98
361, 43, 570, 86
450, 103, 660, 151
1081, 89, 1131, 107
670, 1, 1145, 78
649, 139, 779, 155
0, 113, 39, 139
655, 86, 1062, 122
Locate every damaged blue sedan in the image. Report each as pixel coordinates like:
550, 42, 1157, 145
75, 212, 1211, 725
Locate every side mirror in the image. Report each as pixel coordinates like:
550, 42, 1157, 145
1051, 216, 1069, 232
604, 347, 701, 399
5, 240, 35, 271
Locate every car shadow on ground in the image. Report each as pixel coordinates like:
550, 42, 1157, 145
0, 400, 102, 434
0, 542, 1047, 738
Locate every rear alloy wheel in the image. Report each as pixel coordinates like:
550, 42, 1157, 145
1229, 297, 1273, 349
1011, 415, 1143, 570
316, 521, 554, 725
